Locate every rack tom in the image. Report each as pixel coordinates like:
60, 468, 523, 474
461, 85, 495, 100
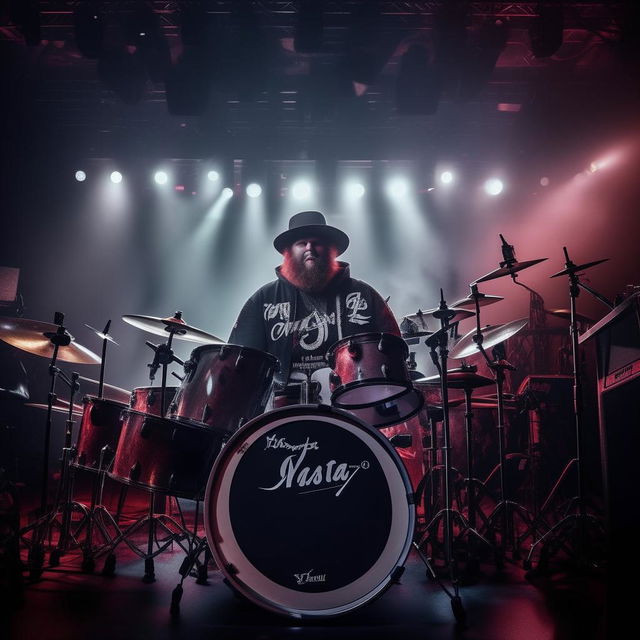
170, 344, 278, 434
129, 385, 178, 417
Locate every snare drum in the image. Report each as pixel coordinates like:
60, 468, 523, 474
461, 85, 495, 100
110, 409, 225, 499
74, 396, 127, 471
170, 343, 278, 434
129, 386, 178, 417
204, 405, 414, 618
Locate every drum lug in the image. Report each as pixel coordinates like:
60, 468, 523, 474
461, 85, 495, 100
146, 390, 157, 409
329, 371, 341, 389
381, 363, 389, 378
202, 405, 212, 425
183, 358, 196, 381
130, 461, 141, 482
219, 345, 231, 360
356, 366, 363, 380
235, 353, 246, 370
347, 340, 361, 359
168, 473, 176, 490
140, 418, 152, 438
377, 336, 387, 352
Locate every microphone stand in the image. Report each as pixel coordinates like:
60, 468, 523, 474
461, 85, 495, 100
524, 247, 606, 573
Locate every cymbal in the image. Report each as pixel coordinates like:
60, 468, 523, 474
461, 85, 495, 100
550, 258, 609, 278
451, 294, 504, 310
84, 323, 118, 345
473, 258, 547, 284
401, 307, 475, 336
449, 318, 529, 360
0, 317, 101, 365
79, 377, 131, 404
545, 308, 594, 325
415, 369, 495, 390
25, 400, 83, 417
122, 312, 223, 344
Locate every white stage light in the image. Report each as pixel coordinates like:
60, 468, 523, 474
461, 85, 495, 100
387, 177, 409, 198
154, 171, 168, 185
484, 178, 504, 196
221, 187, 234, 198
75, 170, 87, 182
346, 182, 365, 199
110, 171, 123, 184
208, 170, 220, 182
246, 183, 262, 198
440, 170, 454, 185
291, 180, 312, 200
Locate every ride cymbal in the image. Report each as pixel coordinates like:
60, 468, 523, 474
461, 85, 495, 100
415, 369, 495, 390
449, 318, 529, 360
0, 317, 101, 364
549, 257, 609, 278
451, 293, 504, 310
122, 312, 223, 344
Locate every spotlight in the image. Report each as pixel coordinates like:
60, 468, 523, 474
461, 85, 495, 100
154, 171, 168, 185
540, 176, 550, 187
221, 187, 234, 198
484, 178, 504, 196
387, 177, 409, 198
246, 183, 262, 198
291, 180, 312, 200
346, 182, 366, 199
75, 170, 87, 182
110, 171, 123, 184
440, 171, 454, 185
207, 170, 220, 182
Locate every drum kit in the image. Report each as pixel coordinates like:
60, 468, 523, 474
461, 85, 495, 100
0, 238, 610, 623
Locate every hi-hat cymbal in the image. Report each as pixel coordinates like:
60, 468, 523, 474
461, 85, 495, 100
0, 317, 101, 364
473, 258, 548, 284
550, 257, 609, 278
25, 400, 83, 416
416, 369, 495, 390
122, 312, 223, 344
545, 308, 594, 325
401, 307, 475, 337
449, 318, 529, 360
451, 294, 504, 310
78, 377, 131, 404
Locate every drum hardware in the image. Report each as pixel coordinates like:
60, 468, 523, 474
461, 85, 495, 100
450, 284, 536, 560
122, 311, 224, 344
78, 377, 131, 404
451, 293, 504, 310
145, 339, 184, 419
416, 365, 500, 573
524, 248, 610, 574
6, 312, 101, 578
411, 291, 469, 624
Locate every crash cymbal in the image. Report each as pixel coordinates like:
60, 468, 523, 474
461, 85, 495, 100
451, 293, 504, 310
449, 317, 529, 360
25, 400, 83, 417
545, 308, 595, 325
84, 322, 118, 345
78, 377, 131, 404
0, 317, 101, 364
550, 257, 609, 278
415, 369, 495, 390
473, 258, 548, 284
122, 311, 223, 344
401, 307, 475, 336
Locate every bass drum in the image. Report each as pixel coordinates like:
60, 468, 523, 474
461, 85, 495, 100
204, 405, 415, 619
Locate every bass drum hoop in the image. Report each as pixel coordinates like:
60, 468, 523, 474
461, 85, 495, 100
204, 404, 415, 619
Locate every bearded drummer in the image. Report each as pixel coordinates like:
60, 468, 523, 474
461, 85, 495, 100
228, 210, 400, 393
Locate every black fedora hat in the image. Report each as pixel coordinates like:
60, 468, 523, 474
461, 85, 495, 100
273, 211, 350, 255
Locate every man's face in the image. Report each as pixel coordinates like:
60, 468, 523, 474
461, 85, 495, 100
282, 236, 339, 291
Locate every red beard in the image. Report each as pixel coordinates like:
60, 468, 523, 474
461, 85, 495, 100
281, 247, 339, 292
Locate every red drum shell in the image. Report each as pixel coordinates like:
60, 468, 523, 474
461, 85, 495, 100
170, 344, 278, 434
74, 396, 127, 471
129, 386, 178, 417
110, 410, 226, 498
327, 332, 415, 411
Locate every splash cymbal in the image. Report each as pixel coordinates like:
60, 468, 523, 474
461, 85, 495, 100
449, 318, 529, 360
122, 312, 223, 344
473, 258, 547, 284
0, 317, 101, 364
550, 258, 609, 278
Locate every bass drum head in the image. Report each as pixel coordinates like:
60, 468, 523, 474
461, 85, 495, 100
204, 405, 415, 619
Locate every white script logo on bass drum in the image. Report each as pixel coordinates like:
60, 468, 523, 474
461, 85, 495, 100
259, 435, 369, 496
293, 569, 326, 586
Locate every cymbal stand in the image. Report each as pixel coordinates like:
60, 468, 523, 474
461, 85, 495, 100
18, 312, 80, 578
414, 290, 468, 625
525, 247, 607, 572
467, 286, 535, 560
